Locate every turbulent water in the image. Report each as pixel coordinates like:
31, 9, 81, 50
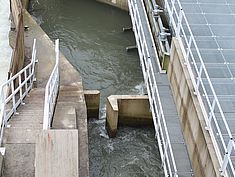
29, 0, 163, 176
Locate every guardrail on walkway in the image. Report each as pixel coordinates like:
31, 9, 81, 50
43, 39, 60, 130
128, 0, 178, 176
162, 0, 235, 176
0, 39, 37, 155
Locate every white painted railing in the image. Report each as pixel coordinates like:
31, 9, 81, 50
43, 39, 60, 130
0, 39, 37, 154
128, 0, 178, 176
163, 0, 235, 176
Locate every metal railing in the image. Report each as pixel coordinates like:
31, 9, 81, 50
128, 0, 178, 176
162, 0, 235, 176
0, 39, 37, 154
43, 39, 60, 130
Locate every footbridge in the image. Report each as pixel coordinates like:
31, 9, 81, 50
128, 0, 235, 176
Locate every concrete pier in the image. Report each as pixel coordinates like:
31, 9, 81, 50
84, 90, 100, 119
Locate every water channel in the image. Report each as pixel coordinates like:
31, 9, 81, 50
29, 0, 163, 176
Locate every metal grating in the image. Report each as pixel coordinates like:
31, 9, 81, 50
169, 0, 235, 176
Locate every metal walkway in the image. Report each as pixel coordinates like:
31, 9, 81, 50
160, 0, 235, 176
128, 0, 193, 176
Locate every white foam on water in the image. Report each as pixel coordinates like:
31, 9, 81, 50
132, 81, 146, 95
0, 0, 12, 85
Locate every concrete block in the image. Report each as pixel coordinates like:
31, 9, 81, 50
84, 90, 100, 119
106, 96, 119, 138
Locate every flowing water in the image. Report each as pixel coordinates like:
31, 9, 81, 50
29, 0, 163, 176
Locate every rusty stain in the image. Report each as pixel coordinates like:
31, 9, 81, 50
47, 132, 51, 144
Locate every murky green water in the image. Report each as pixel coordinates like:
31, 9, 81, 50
29, 0, 162, 176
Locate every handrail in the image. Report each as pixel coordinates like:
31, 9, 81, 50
128, 0, 178, 176
43, 39, 60, 130
163, 0, 235, 175
0, 39, 37, 154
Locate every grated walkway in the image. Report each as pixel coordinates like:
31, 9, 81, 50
129, 0, 193, 175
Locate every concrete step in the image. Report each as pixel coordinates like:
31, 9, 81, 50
3, 127, 41, 144
59, 84, 83, 92
57, 95, 84, 103
16, 105, 44, 112
58, 90, 83, 97
29, 88, 45, 95
7, 122, 43, 129
53, 104, 76, 129
8, 117, 43, 122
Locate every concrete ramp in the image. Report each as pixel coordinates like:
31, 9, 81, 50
35, 130, 79, 177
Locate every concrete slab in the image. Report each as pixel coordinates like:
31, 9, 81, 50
35, 130, 79, 177
53, 104, 76, 129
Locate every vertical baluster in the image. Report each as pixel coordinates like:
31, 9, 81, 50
186, 36, 192, 61
11, 80, 16, 114
19, 74, 23, 103
24, 69, 28, 93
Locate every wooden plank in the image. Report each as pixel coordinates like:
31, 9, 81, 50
35, 130, 79, 177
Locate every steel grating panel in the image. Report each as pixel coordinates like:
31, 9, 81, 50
162, 0, 235, 175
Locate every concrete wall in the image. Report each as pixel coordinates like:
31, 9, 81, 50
97, 0, 128, 11
168, 38, 221, 177
0, 0, 12, 86
106, 95, 152, 137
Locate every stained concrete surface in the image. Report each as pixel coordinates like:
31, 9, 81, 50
0, 0, 12, 86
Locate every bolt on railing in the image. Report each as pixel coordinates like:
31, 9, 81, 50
128, 0, 178, 176
43, 39, 60, 130
163, 0, 235, 175
0, 39, 37, 155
